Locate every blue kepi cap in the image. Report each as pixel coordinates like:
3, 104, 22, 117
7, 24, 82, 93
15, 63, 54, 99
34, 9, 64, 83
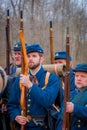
54, 51, 72, 61
73, 63, 87, 72
27, 43, 44, 54
13, 42, 29, 51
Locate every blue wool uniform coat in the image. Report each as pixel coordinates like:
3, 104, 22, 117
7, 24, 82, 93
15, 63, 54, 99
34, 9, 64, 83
0, 77, 16, 130
70, 87, 87, 130
1, 76, 16, 99
56, 87, 87, 130
7, 67, 61, 130
5, 63, 20, 77
70, 69, 76, 91
9, 64, 19, 76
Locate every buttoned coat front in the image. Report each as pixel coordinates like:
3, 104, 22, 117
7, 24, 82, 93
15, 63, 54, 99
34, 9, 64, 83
7, 67, 61, 130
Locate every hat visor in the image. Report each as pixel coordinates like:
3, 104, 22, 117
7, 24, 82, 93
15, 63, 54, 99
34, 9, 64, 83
73, 69, 87, 72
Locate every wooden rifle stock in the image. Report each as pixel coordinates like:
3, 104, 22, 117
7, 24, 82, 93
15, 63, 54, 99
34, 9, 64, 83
19, 11, 29, 130
49, 21, 54, 64
62, 27, 71, 130
5, 10, 10, 75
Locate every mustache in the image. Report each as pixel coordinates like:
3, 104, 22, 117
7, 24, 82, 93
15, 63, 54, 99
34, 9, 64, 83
29, 61, 34, 64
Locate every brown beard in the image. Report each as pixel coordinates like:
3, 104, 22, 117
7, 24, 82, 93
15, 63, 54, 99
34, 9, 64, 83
29, 62, 40, 70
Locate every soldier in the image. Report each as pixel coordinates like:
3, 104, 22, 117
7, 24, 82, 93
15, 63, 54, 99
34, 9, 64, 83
0, 66, 8, 130
7, 43, 62, 130
8, 41, 28, 76
54, 51, 76, 91
54, 51, 72, 67
3, 41, 28, 98
1, 41, 28, 130
66, 63, 87, 130
0, 68, 16, 130
3, 41, 28, 105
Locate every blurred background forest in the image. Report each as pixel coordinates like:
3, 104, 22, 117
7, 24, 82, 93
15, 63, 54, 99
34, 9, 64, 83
0, 0, 87, 68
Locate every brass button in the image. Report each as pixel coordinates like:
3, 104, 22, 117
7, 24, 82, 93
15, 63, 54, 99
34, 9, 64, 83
78, 125, 80, 128
28, 99, 31, 102
78, 120, 81, 122
27, 104, 30, 107
27, 110, 30, 113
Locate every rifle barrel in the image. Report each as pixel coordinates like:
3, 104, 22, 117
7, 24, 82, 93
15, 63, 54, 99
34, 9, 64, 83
50, 21, 52, 28
62, 27, 71, 130
20, 10, 23, 30
6, 9, 10, 75
49, 21, 54, 64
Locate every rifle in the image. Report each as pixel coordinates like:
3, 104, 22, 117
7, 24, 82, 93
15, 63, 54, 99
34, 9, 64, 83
5, 10, 10, 75
1, 104, 7, 130
62, 27, 71, 130
19, 10, 29, 130
49, 21, 54, 64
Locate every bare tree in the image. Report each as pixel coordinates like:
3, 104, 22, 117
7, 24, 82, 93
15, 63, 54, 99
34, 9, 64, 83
0, 0, 87, 67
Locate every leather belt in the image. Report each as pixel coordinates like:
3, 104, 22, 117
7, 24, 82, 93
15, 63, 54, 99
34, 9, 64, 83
27, 115, 46, 126
27, 115, 45, 121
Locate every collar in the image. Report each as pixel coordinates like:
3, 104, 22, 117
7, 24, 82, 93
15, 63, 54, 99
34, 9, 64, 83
29, 66, 45, 77
29, 65, 41, 76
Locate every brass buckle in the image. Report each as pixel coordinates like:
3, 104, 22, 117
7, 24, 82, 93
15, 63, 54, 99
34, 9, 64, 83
27, 115, 32, 121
